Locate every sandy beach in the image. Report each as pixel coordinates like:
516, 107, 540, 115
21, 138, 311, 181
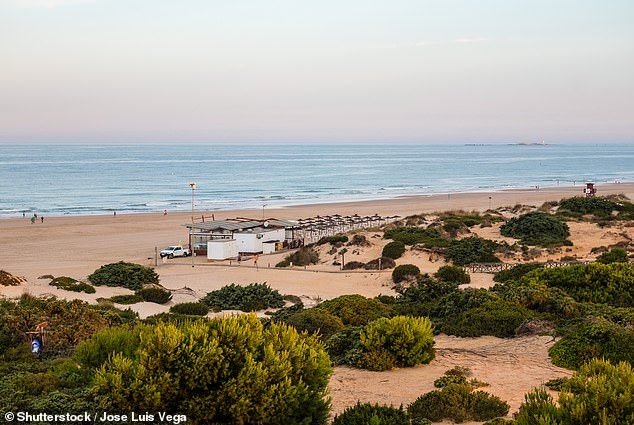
2, 182, 633, 419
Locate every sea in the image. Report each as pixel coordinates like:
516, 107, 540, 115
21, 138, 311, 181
1, 143, 633, 218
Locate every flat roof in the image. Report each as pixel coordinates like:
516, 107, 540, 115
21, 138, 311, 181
184, 219, 297, 232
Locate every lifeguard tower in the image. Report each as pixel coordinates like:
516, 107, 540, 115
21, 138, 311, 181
584, 182, 597, 197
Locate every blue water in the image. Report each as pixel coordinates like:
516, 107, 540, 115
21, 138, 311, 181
1, 144, 633, 217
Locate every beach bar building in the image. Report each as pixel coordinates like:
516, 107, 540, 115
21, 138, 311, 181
184, 214, 399, 260
184, 219, 297, 260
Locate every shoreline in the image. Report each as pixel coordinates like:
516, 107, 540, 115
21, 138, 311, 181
3, 181, 633, 222
0, 181, 634, 223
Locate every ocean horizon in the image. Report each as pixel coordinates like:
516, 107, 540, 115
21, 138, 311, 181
1, 143, 633, 218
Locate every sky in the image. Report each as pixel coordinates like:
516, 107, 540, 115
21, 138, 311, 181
1, 0, 633, 144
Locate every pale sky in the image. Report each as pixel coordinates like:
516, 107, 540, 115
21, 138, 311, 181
1, 0, 633, 143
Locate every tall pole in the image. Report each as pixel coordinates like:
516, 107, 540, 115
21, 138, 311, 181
189, 182, 196, 268
262, 204, 267, 219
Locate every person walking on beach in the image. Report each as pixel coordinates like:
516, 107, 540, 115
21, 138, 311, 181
30, 216, 35, 224
40, 216, 44, 223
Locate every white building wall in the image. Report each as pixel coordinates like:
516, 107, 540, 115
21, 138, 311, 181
234, 228, 285, 253
207, 239, 238, 260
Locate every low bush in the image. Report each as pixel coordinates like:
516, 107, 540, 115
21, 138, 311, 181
384, 226, 446, 246
493, 263, 542, 283
382, 241, 406, 259
342, 261, 366, 270
49, 276, 96, 294
359, 316, 435, 370
109, 294, 143, 305
88, 261, 159, 290
434, 265, 470, 284
500, 211, 570, 246
348, 234, 370, 246
325, 326, 363, 366
558, 195, 634, 220
202, 282, 285, 312
408, 383, 509, 424
74, 326, 141, 368
282, 247, 320, 266
317, 234, 349, 246
392, 264, 421, 284
135, 287, 172, 304
332, 402, 409, 425
526, 262, 634, 307
285, 309, 344, 339
440, 300, 535, 338
169, 302, 209, 316
317, 295, 390, 326
434, 373, 468, 388
597, 247, 629, 264
515, 359, 634, 425
365, 257, 396, 270
548, 318, 634, 370
445, 236, 500, 266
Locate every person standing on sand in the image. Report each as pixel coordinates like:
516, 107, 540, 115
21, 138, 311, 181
30, 216, 35, 224
40, 216, 44, 223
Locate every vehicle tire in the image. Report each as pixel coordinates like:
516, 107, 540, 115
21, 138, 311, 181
168, 254, 174, 259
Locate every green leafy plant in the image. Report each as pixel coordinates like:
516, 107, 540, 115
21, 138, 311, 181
109, 294, 144, 305
169, 302, 209, 316
284, 308, 344, 339
332, 402, 409, 425
392, 264, 421, 284
317, 295, 390, 326
135, 287, 172, 304
434, 265, 471, 284
515, 359, 634, 425
445, 236, 500, 266
597, 247, 629, 264
493, 263, 542, 283
277, 247, 320, 267
382, 241, 406, 259
359, 316, 435, 371
500, 211, 570, 246
202, 282, 285, 312
88, 261, 159, 290
93, 314, 333, 425
49, 276, 96, 294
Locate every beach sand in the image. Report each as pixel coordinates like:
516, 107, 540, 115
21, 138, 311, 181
2, 182, 633, 420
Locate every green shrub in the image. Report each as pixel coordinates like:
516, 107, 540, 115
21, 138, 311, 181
441, 300, 535, 338
0, 295, 114, 352
74, 326, 141, 369
434, 265, 470, 284
342, 261, 366, 270
275, 259, 290, 267
408, 383, 509, 424
548, 318, 634, 369
88, 261, 159, 290
527, 262, 634, 307
325, 326, 364, 366
445, 236, 500, 266
317, 234, 349, 245
202, 282, 285, 312
483, 419, 515, 425
382, 241, 406, 259
135, 287, 172, 304
317, 295, 390, 326
332, 402, 409, 425
493, 263, 542, 283
384, 226, 448, 247
365, 257, 396, 270
392, 264, 421, 284
109, 294, 144, 305
500, 211, 570, 246
516, 359, 634, 425
169, 302, 209, 316
93, 314, 332, 425
359, 316, 435, 370
558, 196, 634, 219
492, 278, 580, 318
283, 247, 320, 266
285, 309, 344, 339
49, 276, 96, 294
434, 369, 469, 388
544, 377, 569, 391
597, 247, 629, 264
